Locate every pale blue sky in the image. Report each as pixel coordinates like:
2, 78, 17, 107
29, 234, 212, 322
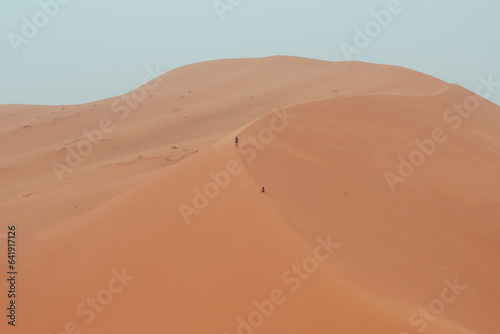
1, 0, 499, 106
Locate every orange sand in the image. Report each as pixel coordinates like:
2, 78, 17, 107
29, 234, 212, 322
1, 56, 499, 334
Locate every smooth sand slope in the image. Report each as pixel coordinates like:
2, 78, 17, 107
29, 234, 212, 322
0, 56, 499, 333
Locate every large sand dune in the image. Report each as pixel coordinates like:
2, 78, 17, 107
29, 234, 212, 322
1, 56, 499, 333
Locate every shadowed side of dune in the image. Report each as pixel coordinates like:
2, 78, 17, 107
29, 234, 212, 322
238, 89, 500, 333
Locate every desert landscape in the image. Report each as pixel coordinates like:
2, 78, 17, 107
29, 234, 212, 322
1, 56, 499, 333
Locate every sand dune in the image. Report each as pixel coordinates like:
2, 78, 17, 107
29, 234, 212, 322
1, 56, 499, 333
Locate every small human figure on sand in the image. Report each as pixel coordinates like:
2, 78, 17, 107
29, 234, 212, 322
261, 187, 265, 193
235, 136, 239, 147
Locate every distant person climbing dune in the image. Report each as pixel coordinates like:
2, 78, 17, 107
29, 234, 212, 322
235, 136, 239, 147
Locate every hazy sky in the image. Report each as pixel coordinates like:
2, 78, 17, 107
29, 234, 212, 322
1, 0, 499, 106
